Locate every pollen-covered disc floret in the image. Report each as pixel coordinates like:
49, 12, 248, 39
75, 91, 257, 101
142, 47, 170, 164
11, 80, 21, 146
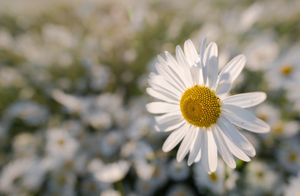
180, 85, 221, 128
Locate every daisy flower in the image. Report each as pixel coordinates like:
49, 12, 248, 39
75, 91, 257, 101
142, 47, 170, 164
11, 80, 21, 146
146, 38, 270, 173
284, 172, 300, 196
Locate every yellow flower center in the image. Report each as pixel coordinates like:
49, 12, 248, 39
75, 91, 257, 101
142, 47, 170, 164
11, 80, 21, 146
57, 138, 65, 146
180, 85, 221, 128
209, 172, 218, 182
256, 171, 264, 179
273, 122, 284, 135
280, 64, 293, 76
288, 152, 298, 162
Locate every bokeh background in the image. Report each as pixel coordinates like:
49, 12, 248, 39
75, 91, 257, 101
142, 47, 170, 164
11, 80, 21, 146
0, 0, 300, 195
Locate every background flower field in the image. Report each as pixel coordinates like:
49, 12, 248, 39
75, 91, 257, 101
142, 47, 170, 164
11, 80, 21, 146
0, 0, 300, 195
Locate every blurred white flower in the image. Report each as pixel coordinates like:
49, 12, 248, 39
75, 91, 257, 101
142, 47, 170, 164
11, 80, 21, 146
121, 141, 155, 180
51, 90, 82, 113
101, 188, 121, 196
15, 33, 48, 65
265, 44, 300, 90
256, 103, 280, 126
193, 159, 238, 194
256, 104, 299, 140
134, 159, 155, 181
5, 100, 49, 126
99, 130, 125, 157
126, 115, 153, 140
84, 62, 111, 91
239, 3, 263, 32
284, 172, 300, 196
277, 139, 300, 174
47, 168, 76, 196
134, 161, 168, 194
167, 159, 189, 181
148, 160, 168, 187
244, 160, 279, 195
286, 79, 300, 112
244, 34, 279, 71
0, 30, 13, 49
0, 158, 47, 194
46, 128, 79, 165
88, 159, 130, 183
166, 184, 195, 196
270, 120, 299, 139
52, 91, 126, 129
13, 133, 41, 157
0, 67, 25, 87
80, 177, 108, 196
42, 24, 76, 49
135, 179, 158, 196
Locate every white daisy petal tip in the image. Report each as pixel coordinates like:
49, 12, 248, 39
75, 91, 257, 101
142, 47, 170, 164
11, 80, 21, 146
162, 146, 169, 153
162, 140, 172, 152
208, 165, 217, 173
223, 105, 271, 133
239, 54, 247, 62
233, 54, 247, 66
261, 92, 267, 102
249, 149, 256, 157
229, 162, 237, 169
187, 160, 193, 167
176, 154, 184, 162
223, 92, 267, 108
262, 123, 271, 133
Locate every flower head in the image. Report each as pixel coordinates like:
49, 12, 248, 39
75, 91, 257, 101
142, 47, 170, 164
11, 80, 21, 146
146, 38, 270, 173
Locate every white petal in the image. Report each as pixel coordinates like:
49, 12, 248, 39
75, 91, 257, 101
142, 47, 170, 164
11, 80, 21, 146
217, 55, 246, 92
213, 126, 236, 168
188, 128, 203, 166
199, 38, 207, 84
176, 45, 190, 69
149, 75, 181, 97
155, 63, 185, 91
195, 131, 204, 162
222, 104, 270, 133
146, 88, 178, 104
218, 117, 256, 157
217, 124, 251, 162
195, 149, 202, 162
157, 52, 185, 88
176, 46, 193, 86
223, 92, 266, 108
216, 81, 231, 96
162, 123, 188, 152
155, 111, 184, 132
190, 66, 200, 85
199, 38, 207, 65
177, 125, 197, 162
148, 77, 181, 102
200, 131, 209, 172
206, 128, 218, 172
203, 42, 218, 88
163, 52, 192, 88
146, 102, 179, 114
164, 51, 179, 68
148, 85, 179, 103
184, 39, 200, 66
